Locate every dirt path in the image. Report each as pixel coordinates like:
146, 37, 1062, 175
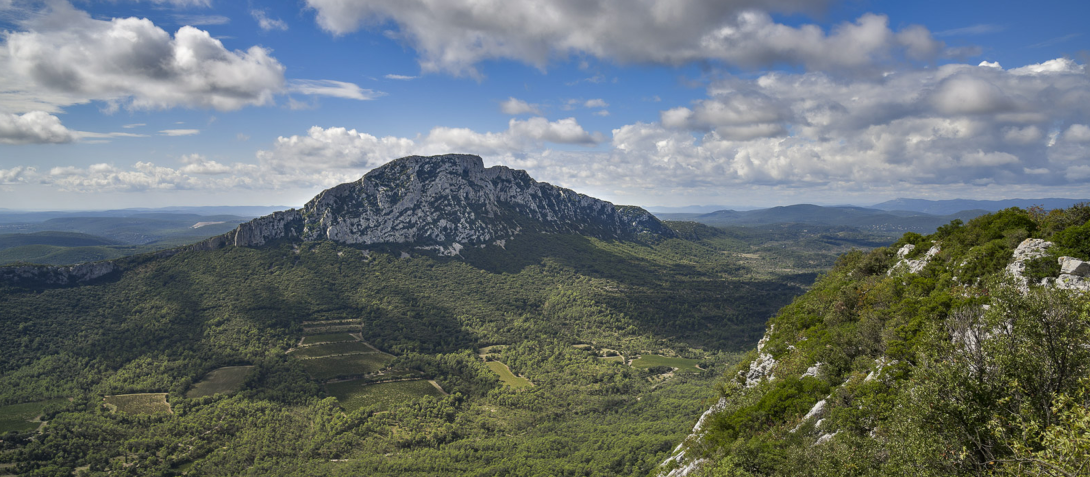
428, 380, 448, 395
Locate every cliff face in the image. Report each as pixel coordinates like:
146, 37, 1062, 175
230, 154, 675, 247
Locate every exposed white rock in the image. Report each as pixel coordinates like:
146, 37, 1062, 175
1059, 256, 1090, 277
791, 398, 827, 433
801, 362, 823, 379
746, 353, 776, 388
814, 431, 839, 446
888, 243, 941, 275
1006, 238, 1053, 289
865, 357, 897, 382
226, 154, 675, 249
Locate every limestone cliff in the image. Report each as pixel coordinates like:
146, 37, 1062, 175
227, 154, 674, 248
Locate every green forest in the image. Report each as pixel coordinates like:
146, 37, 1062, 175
0, 223, 883, 476
673, 205, 1090, 476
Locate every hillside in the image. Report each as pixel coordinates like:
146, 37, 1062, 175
0, 155, 839, 476
662, 205, 1090, 476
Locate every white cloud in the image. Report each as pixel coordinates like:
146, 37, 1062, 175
0, 2, 285, 112
584, 99, 608, 108
594, 110, 610, 117
251, 9, 288, 31
160, 129, 200, 136
179, 153, 232, 174
288, 80, 383, 100
0, 3, 372, 114
1062, 124, 1090, 143
0, 111, 75, 144
499, 97, 541, 115
1003, 126, 1043, 145
174, 15, 230, 26
122, 123, 146, 129
384, 74, 417, 80
0, 166, 35, 183
304, 1, 947, 77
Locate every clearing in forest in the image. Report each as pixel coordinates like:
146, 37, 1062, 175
485, 361, 533, 388
186, 366, 254, 398
0, 399, 65, 433
103, 393, 172, 414
326, 379, 444, 411
630, 355, 703, 373
301, 333, 357, 345
290, 341, 383, 359
300, 353, 395, 381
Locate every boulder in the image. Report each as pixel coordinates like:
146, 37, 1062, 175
1059, 256, 1090, 277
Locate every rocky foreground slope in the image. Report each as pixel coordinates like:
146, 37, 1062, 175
660, 205, 1090, 476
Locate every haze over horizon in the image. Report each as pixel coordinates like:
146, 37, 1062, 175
1, 0, 1088, 210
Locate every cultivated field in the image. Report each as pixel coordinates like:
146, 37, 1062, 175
486, 361, 533, 388
290, 341, 381, 359
103, 393, 171, 414
326, 379, 444, 411
186, 366, 254, 398
300, 353, 394, 381
630, 355, 703, 373
301, 333, 357, 345
0, 399, 64, 433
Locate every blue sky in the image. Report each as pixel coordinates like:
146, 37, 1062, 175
1, 0, 1088, 210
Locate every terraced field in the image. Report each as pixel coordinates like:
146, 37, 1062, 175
326, 379, 444, 411
0, 399, 65, 433
290, 341, 380, 359
103, 393, 171, 414
186, 366, 254, 398
301, 333, 357, 345
301, 353, 395, 381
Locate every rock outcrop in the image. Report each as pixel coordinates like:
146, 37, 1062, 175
225, 154, 674, 248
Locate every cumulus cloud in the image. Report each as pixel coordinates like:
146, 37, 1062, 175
0, 3, 370, 113
499, 97, 541, 115
251, 9, 288, 31
584, 99, 608, 108
303, 0, 946, 77
0, 111, 75, 144
384, 74, 417, 80
1064, 124, 1090, 142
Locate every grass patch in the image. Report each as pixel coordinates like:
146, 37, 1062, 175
630, 355, 703, 373
486, 361, 533, 388
290, 341, 380, 359
103, 393, 171, 415
0, 399, 65, 433
599, 356, 625, 362
186, 366, 254, 398
301, 333, 357, 345
300, 354, 394, 381
326, 379, 443, 412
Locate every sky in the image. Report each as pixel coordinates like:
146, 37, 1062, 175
0, 0, 1088, 211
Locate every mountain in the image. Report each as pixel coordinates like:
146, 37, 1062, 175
872, 197, 1089, 215
660, 204, 1090, 476
221, 154, 674, 249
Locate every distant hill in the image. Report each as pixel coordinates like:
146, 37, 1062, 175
0, 231, 123, 250
0, 206, 286, 224
657, 204, 989, 234
871, 197, 1089, 215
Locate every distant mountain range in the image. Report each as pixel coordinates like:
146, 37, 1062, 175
869, 198, 1088, 215
656, 204, 990, 234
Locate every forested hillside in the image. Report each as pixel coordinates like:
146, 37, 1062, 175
0, 223, 856, 476
665, 205, 1090, 476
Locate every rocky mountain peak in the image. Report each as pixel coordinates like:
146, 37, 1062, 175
229, 154, 675, 248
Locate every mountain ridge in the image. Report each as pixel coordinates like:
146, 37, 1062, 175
226, 154, 674, 249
